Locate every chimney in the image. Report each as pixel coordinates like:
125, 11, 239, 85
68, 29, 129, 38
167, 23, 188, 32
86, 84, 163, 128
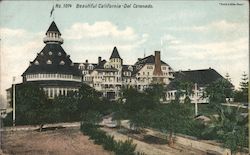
85, 59, 88, 63
98, 57, 101, 64
153, 51, 163, 76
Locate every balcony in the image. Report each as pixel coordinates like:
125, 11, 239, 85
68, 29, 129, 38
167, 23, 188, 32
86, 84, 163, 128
43, 37, 64, 44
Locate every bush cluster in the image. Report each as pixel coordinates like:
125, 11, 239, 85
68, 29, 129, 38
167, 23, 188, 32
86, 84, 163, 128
81, 123, 139, 155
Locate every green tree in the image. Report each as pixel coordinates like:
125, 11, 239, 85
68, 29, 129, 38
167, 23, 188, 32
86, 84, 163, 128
122, 87, 158, 115
150, 102, 193, 146
171, 80, 194, 103
121, 87, 160, 130
14, 83, 54, 131
76, 84, 102, 118
225, 73, 231, 82
180, 81, 194, 104
53, 91, 79, 122
145, 84, 165, 102
204, 106, 248, 154
234, 72, 248, 103
81, 110, 102, 125
205, 79, 233, 110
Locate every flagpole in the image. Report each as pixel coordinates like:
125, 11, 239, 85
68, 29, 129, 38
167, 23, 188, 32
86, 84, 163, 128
12, 77, 15, 127
50, 5, 55, 21
53, 11, 55, 21
194, 83, 198, 116
53, 0, 55, 21
53, 2, 55, 21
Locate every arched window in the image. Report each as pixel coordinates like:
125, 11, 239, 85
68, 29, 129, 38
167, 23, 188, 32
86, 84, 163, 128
49, 51, 52, 55
58, 52, 62, 56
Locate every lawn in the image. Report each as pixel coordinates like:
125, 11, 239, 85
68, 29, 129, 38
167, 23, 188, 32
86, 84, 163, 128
1, 127, 111, 155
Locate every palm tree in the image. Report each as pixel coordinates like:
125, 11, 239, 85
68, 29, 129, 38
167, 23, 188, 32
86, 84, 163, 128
204, 106, 248, 154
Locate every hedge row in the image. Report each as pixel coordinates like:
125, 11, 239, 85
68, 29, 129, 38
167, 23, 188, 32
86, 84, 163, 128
80, 123, 145, 155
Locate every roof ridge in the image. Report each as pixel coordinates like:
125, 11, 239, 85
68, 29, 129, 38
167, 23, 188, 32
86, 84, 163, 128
180, 68, 214, 72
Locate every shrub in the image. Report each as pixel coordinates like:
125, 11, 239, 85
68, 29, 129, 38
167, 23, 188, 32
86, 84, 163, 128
92, 130, 107, 145
114, 139, 136, 155
80, 123, 137, 155
103, 135, 116, 151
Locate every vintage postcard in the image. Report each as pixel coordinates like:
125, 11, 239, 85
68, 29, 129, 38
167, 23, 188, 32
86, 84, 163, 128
0, 0, 249, 155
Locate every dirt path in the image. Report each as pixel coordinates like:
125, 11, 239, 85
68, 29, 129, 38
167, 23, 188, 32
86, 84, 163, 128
102, 127, 206, 155
2, 127, 111, 155
102, 127, 181, 155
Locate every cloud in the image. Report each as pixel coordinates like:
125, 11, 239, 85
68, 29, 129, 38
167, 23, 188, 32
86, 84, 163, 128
1, 28, 43, 99
0, 28, 26, 37
160, 34, 181, 46
161, 34, 248, 88
166, 37, 248, 61
62, 21, 148, 62
64, 21, 137, 40
165, 20, 248, 34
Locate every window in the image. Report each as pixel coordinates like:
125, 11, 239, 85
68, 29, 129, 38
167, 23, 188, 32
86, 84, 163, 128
128, 66, 133, 71
45, 89, 48, 96
40, 52, 44, 56
49, 89, 53, 98
47, 60, 52, 64
162, 66, 166, 70
88, 64, 93, 70
105, 64, 108, 68
59, 60, 65, 65
49, 51, 52, 55
147, 65, 153, 69
79, 64, 85, 70
34, 60, 39, 65
58, 52, 62, 56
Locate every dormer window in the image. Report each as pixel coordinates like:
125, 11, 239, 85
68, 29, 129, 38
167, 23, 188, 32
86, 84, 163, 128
59, 60, 65, 65
49, 51, 52, 55
88, 64, 94, 70
79, 64, 85, 70
104, 62, 111, 69
58, 52, 62, 56
128, 66, 133, 71
47, 60, 52, 64
104, 64, 109, 68
34, 60, 39, 65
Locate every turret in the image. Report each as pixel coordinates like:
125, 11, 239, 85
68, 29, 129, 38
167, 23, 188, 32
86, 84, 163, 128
43, 21, 64, 44
109, 46, 123, 69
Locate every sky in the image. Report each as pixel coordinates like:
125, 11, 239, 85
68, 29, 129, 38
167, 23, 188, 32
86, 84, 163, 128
0, 0, 249, 103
